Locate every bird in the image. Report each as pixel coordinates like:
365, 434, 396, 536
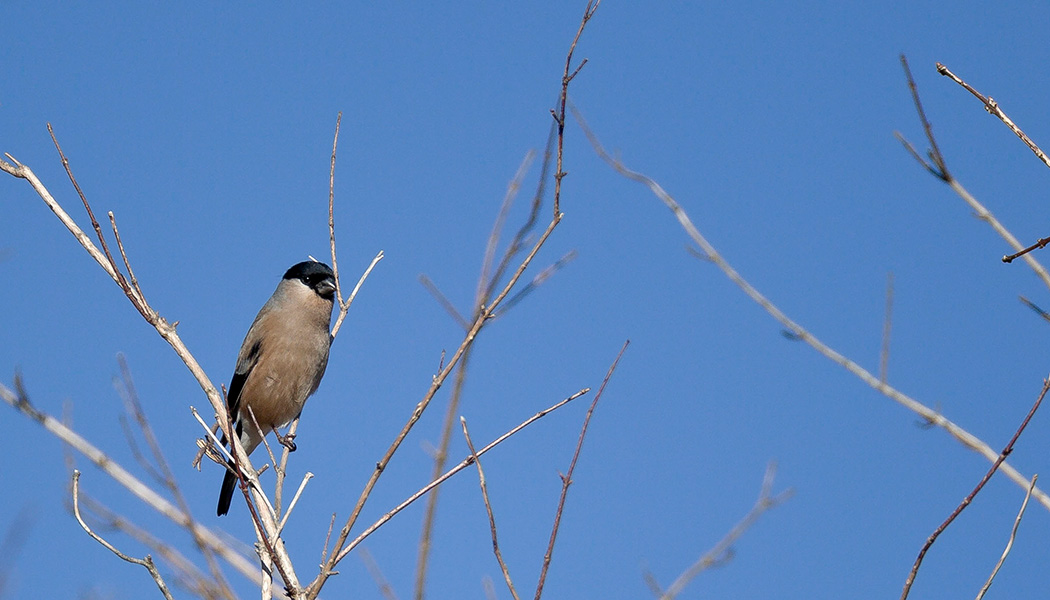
216, 260, 337, 516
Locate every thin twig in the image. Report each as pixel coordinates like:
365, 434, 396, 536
575, 107, 1050, 511
653, 462, 793, 600
108, 211, 146, 304
320, 513, 337, 567
534, 341, 628, 600
308, 214, 566, 599
0, 381, 257, 580
418, 274, 469, 330
880, 272, 894, 384
899, 377, 1050, 600
276, 472, 314, 536
360, 547, 401, 600
936, 62, 1050, 170
462, 417, 520, 600
116, 355, 234, 599
331, 251, 384, 340
975, 475, 1038, 600
329, 112, 343, 303
1019, 296, 1050, 324
72, 471, 175, 600
897, 56, 950, 180
552, 0, 602, 216
333, 388, 590, 565
1003, 236, 1050, 264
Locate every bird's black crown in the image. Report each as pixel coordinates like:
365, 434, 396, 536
283, 261, 335, 293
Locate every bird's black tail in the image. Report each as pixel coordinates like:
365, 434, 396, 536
217, 467, 238, 516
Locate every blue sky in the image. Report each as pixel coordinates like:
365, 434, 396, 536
4, 2, 1050, 598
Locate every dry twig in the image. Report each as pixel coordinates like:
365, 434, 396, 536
575, 107, 1050, 511
899, 378, 1049, 600
893, 56, 1050, 283
534, 340, 627, 600
649, 462, 793, 600
72, 470, 175, 600
462, 417, 520, 600
975, 475, 1038, 600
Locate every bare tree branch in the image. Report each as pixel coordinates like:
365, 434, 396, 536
936, 62, 1050, 171
975, 475, 1038, 600
575, 107, 1050, 511
461, 417, 520, 600
650, 462, 793, 600
72, 470, 175, 600
1, 378, 258, 580
534, 340, 628, 600
899, 377, 1048, 600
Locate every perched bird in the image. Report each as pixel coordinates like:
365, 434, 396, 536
216, 260, 337, 516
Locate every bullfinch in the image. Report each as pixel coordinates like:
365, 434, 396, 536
216, 260, 336, 516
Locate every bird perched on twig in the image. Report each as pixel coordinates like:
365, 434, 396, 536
216, 260, 336, 516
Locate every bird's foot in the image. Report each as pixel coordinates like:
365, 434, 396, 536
276, 431, 297, 452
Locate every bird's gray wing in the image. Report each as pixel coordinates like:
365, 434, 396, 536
223, 336, 262, 442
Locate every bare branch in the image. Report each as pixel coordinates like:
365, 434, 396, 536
332, 388, 591, 565
899, 377, 1049, 600
72, 471, 175, 600
880, 272, 894, 384
1, 380, 258, 580
651, 462, 793, 600
331, 250, 384, 340
576, 108, 1050, 511
937, 62, 1050, 170
462, 417, 520, 600
975, 475, 1038, 600
552, 0, 602, 216
330, 112, 343, 302
535, 341, 628, 600
893, 59, 1050, 287
897, 56, 950, 180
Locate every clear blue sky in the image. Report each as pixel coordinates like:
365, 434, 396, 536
3, 2, 1050, 598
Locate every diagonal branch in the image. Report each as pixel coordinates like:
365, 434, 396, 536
899, 377, 1049, 600
651, 462, 793, 600
534, 340, 628, 600
575, 108, 1050, 511
936, 62, 1050, 171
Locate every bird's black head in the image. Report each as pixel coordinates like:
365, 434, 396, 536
284, 261, 336, 299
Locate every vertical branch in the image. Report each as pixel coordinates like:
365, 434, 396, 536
329, 111, 344, 303
880, 272, 894, 384
551, 0, 602, 217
